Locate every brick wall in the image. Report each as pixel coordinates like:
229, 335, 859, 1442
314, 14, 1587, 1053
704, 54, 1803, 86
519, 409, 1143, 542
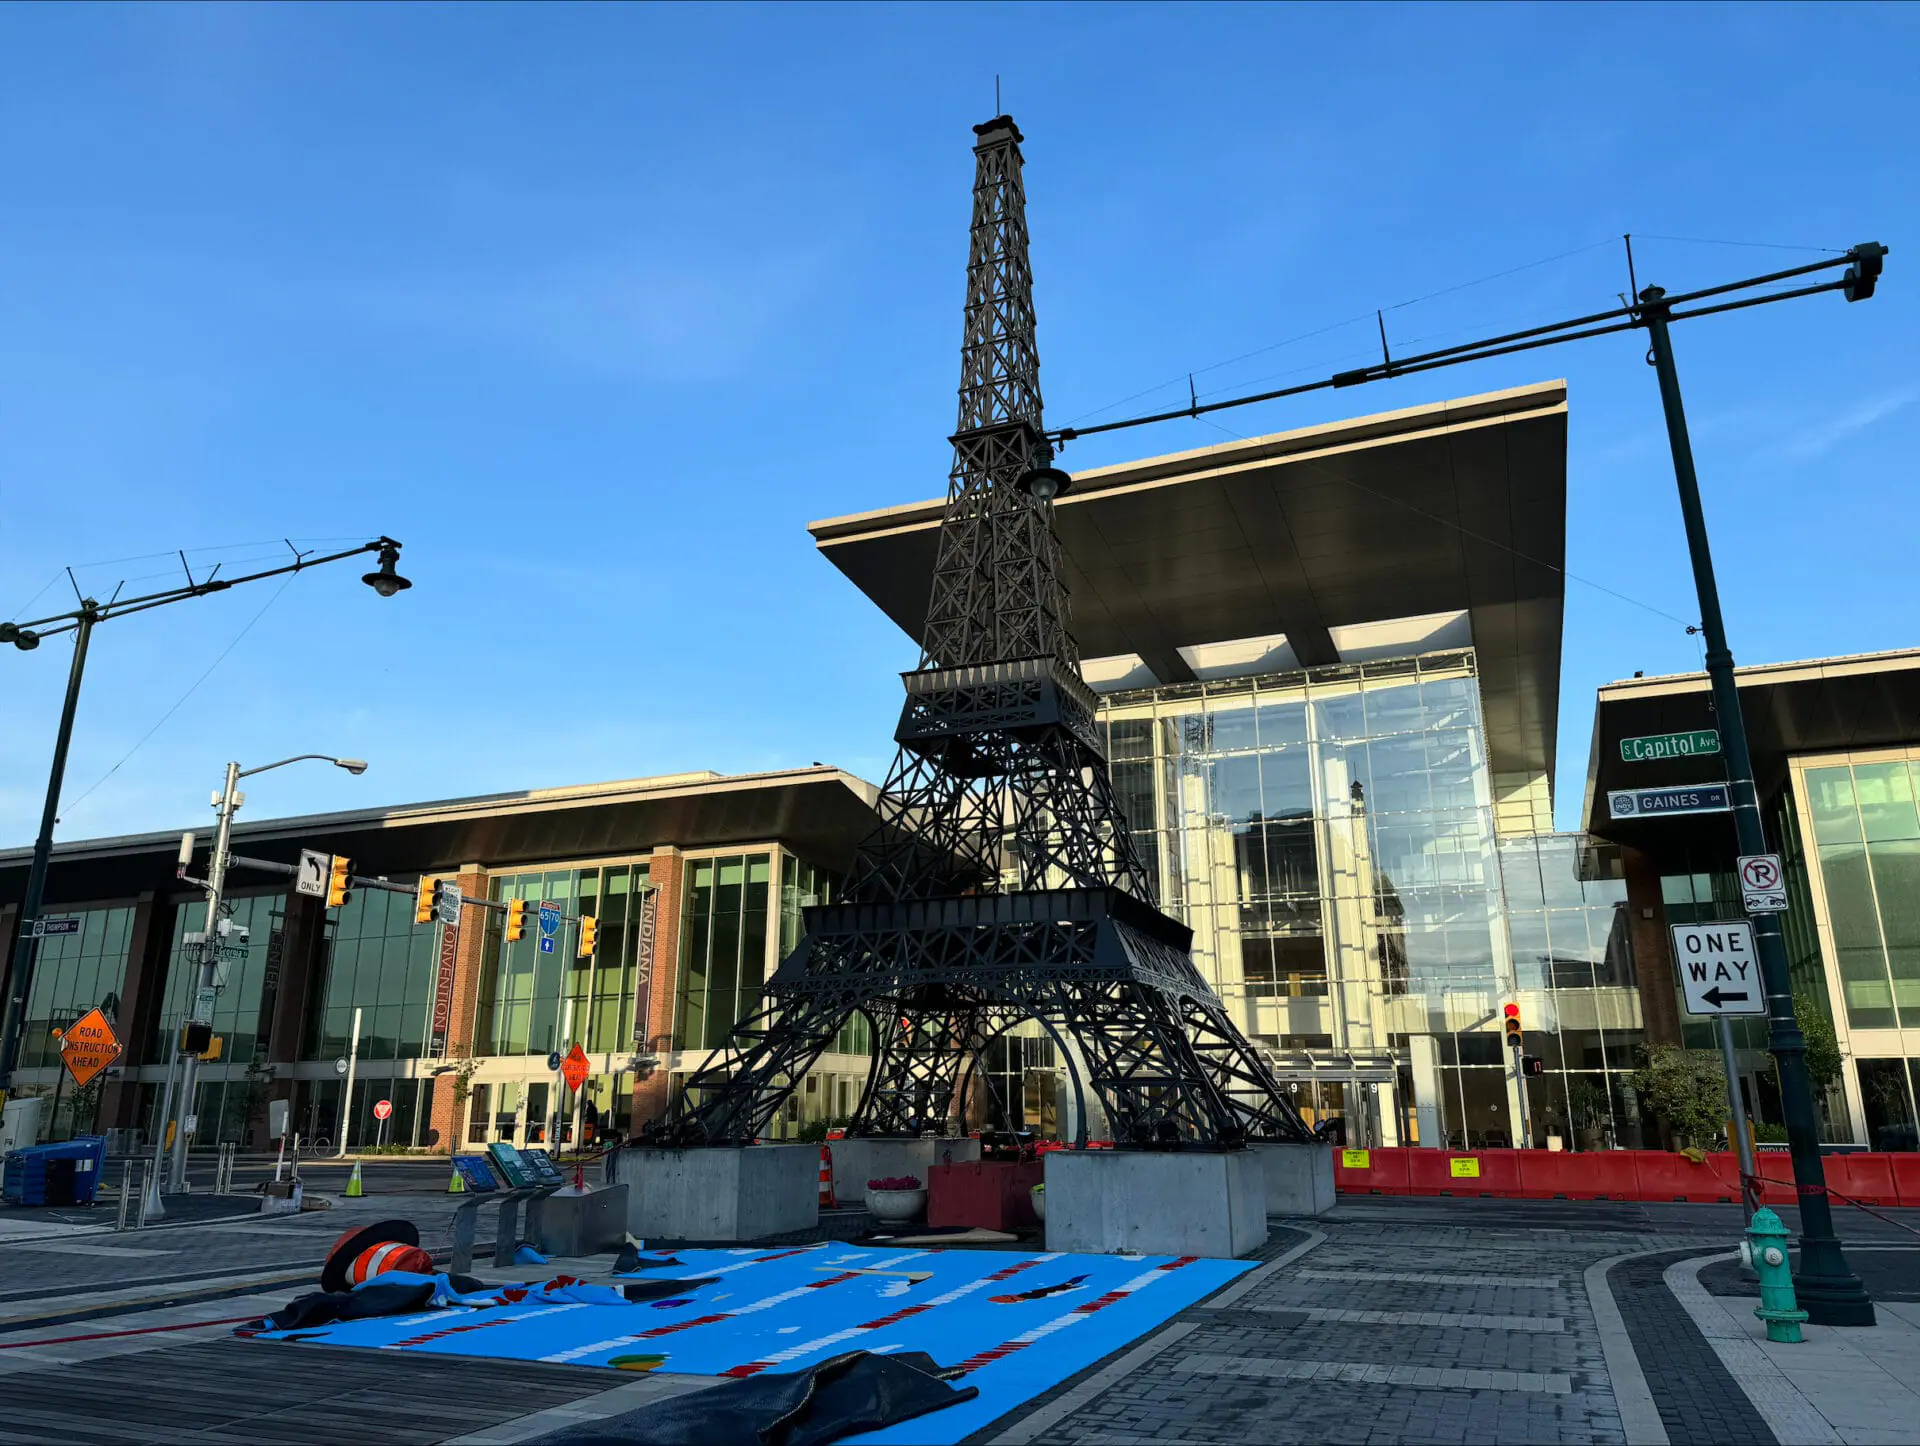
425, 865, 490, 1152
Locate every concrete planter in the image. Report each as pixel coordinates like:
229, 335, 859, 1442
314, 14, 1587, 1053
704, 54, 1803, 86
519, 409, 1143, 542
865, 1187, 926, 1222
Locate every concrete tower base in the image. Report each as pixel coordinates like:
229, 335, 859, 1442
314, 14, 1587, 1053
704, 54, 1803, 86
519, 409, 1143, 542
1250, 1141, 1337, 1216
620, 1145, 818, 1242
1042, 1149, 1267, 1259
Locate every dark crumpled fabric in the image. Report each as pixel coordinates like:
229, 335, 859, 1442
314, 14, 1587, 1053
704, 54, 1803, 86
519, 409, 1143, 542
264, 1280, 437, 1331
612, 1243, 685, 1274
533, 1349, 977, 1446
619, 1276, 719, 1302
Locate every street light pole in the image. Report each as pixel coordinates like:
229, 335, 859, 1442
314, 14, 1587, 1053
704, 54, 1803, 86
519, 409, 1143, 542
0, 602, 95, 1093
0, 536, 408, 1110
1641, 286, 1873, 1326
167, 761, 241, 1192
164, 753, 369, 1191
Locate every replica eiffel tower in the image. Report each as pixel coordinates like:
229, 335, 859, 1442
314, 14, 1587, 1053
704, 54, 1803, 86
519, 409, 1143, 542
647, 116, 1309, 1151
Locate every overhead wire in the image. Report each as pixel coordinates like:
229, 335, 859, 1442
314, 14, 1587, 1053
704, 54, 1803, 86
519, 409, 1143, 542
1063, 237, 1621, 427
58, 571, 304, 821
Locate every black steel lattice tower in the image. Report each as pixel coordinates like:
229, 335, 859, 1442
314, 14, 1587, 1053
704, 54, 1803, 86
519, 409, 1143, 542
647, 117, 1309, 1150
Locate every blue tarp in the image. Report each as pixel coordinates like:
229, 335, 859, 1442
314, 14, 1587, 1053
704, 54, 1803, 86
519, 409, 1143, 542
258, 1244, 1251, 1444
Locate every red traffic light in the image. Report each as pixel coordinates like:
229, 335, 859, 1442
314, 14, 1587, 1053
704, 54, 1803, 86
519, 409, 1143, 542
1503, 1003, 1520, 1019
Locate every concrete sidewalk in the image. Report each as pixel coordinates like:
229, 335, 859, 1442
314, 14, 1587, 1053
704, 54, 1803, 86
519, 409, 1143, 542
1670, 1253, 1920, 1445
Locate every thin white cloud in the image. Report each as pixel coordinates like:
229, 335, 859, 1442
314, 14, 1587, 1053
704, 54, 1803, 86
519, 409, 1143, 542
1781, 386, 1919, 462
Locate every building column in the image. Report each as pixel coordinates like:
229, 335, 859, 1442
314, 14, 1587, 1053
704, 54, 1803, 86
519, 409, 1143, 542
1622, 845, 1682, 1047
426, 865, 490, 1153
631, 847, 684, 1130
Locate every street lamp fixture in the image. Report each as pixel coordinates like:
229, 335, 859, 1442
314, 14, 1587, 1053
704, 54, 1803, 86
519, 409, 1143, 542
1016, 462, 1072, 502
0, 623, 39, 652
361, 542, 412, 598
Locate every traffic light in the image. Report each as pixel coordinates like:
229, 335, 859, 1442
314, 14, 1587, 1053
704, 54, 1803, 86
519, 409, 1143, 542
1844, 241, 1887, 303
578, 915, 598, 958
1521, 1054, 1545, 1077
180, 1021, 213, 1055
327, 855, 353, 909
506, 898, 528, 942
1503, 1002, 1522, 1048
415, 877, 437, 925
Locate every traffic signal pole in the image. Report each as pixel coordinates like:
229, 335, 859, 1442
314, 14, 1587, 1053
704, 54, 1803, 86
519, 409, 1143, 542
1642, 287, 1872, 1326
168, 760, 241, 1193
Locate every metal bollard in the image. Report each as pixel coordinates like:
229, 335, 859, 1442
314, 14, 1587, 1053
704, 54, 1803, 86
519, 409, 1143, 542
1741, 1206, 1809, 1343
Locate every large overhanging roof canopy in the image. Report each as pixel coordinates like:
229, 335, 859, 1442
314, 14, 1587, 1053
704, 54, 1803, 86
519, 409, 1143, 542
811, 382, 1568, 787
1584, 650, 1920, 852
0, 768, 882, 908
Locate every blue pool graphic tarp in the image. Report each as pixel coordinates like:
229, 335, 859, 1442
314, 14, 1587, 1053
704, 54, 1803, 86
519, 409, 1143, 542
260, 1244, 1252, 1443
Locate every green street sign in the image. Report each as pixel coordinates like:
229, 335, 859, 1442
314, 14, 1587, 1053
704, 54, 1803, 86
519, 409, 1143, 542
1621, 730, 1721, 763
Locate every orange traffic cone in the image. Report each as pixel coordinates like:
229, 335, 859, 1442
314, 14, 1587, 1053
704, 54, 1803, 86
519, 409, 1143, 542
818, 1145, 835, 1209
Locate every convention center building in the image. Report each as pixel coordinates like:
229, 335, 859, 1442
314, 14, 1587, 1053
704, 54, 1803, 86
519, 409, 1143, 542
7, 380, 1920, 1154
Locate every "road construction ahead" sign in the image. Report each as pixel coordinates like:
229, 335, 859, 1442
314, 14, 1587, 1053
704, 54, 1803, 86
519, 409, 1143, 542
1672, 921, 1767, 1016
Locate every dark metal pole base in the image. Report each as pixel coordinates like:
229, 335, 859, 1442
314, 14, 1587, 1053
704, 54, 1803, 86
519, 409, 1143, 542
1795, 1269, 1877, 1327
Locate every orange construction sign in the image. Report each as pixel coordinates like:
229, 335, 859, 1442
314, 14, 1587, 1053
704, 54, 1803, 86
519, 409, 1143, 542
60, 1007, 122, 1089
561, 1043, 590, 1092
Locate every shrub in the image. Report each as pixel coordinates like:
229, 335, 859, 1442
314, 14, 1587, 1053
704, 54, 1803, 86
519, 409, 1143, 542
868, 1175, 922, 1191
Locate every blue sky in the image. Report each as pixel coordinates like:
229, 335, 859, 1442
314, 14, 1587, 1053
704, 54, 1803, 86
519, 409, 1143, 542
2, 2, 1915, 845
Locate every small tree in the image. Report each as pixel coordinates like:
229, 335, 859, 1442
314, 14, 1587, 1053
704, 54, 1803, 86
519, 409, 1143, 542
1631, 1045, 1729, 1150
1785, 987, 1843, 1095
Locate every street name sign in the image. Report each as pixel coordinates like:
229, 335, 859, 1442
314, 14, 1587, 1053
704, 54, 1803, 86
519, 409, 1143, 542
294, 850, 331, 899
1608, 783, 1731, 820
1673, 921, 1767, 1015
31, 917, 81, 938
435, 881, 463, 928
59, 1007, 122, 1088
1621, 730, 1721, 763
1739, 853, 1789, 914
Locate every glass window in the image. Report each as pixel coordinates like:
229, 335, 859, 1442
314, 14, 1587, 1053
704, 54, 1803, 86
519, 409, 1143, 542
1855, 762, 1920, 843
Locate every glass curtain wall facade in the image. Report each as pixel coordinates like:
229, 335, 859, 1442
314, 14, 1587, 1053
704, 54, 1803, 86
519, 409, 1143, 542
469, 861, 653, 1148
297, 885, 443, 1150
1500, 835, 1647, 1149
14, 904, 133, 1140
1098, 649, 1526, 1148
157, 892, 287, 1146
1791, 748, 1920, 1150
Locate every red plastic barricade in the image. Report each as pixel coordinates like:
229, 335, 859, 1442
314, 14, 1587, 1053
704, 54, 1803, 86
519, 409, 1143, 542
1516, 1149, 1640, 1200
1408, 1151, 1497, 1196
1823, 1152, 1899, 1208
1634, 1150, 1737, 1203
1891, 1154, 1920, 1208
1334, 1146, 1411, 1195
1452, 1149, 1523, 1198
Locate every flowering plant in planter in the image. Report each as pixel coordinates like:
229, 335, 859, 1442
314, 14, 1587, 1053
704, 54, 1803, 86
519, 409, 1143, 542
867, 1175, 923, 1191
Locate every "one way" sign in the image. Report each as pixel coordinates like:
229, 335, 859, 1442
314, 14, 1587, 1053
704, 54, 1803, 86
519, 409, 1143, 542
1672, 921, 1768, 1016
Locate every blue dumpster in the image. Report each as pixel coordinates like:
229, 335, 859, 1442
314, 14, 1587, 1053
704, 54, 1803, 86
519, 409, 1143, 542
2, 1135, 108, 1206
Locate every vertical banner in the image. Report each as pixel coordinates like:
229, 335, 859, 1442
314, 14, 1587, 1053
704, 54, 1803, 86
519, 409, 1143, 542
253, 923, 284, 1059
632, 888, 658, 1046
429, 919, 460, 1056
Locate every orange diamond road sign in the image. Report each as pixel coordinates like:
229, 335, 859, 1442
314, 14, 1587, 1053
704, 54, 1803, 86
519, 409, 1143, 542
562, 1043, 590, 1092
60, 1007, 122, 1089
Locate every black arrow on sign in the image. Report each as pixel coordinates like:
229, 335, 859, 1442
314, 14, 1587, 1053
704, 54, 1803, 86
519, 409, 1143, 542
1702, 987, 1750, 1007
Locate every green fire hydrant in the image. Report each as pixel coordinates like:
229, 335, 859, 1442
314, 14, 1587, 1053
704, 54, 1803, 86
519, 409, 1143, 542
1741, 1207, 1808, 1344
